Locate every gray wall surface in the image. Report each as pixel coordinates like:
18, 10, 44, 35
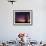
0, 0, 46, 42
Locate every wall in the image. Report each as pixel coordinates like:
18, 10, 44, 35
0, 0, 46, 42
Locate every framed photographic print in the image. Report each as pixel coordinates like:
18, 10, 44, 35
13, 10, 33, 25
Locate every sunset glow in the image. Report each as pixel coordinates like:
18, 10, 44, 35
15, 12, 30, 23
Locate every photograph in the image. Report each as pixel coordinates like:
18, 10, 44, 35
13, 10, 32, 25
0, 0, 46, 46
